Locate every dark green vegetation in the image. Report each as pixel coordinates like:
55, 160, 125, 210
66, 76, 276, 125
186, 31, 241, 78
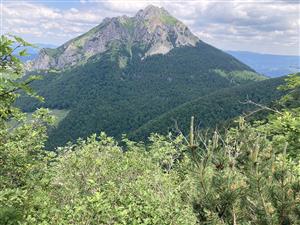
1, 36, 300, 224
131, 77, 284, 140
18, 41, 266, 149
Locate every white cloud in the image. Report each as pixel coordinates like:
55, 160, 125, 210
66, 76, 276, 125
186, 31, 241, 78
2, 0, 300, 55
2, 1, 105, 44
95, 0, 300, 54
101, 0, 152, 13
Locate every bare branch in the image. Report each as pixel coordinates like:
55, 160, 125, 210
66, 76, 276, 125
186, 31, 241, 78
240, 99, 283, 116
171, 118, 189, 145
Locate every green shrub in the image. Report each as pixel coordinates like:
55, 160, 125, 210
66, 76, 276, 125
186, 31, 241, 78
26, 133, 197, 224
189, 118, 300, 224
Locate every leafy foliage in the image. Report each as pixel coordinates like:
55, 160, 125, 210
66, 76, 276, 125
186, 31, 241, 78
1, 36, 299, 225
24, 134, 197, 224
190, 119, 300, 224
278, 73, 300, 107
0, 35, 54, 224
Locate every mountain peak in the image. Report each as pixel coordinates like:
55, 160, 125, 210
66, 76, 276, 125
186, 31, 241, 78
28, 5, 199, 71
135, 5, 180, 28
144, 4, 161, 11
136, 5, 166, 17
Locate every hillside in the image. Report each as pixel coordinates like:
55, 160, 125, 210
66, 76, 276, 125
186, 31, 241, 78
18, 5, 265, 149
130, 77, 284, 140
20, 42, 259, 148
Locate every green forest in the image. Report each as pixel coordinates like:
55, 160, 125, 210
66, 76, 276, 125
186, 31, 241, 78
1, 36, 300, 224
16, 40, 262, 149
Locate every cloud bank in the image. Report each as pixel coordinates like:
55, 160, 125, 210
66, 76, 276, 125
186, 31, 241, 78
2, 0, 300, 55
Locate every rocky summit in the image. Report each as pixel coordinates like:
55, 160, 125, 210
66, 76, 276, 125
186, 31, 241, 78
28, 5, 199, 71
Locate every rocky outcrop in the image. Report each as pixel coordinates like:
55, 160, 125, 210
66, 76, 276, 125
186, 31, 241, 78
28, 5, 199, 71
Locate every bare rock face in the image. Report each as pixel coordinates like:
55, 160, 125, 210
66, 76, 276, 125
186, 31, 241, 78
27, 49, 56, 70
28, 5, 199, 71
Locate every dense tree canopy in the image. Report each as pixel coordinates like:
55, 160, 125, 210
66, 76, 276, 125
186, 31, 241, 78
16, 42, 262, 149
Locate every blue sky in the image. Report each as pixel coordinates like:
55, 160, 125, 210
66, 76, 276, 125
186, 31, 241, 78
2, 0, 300, 55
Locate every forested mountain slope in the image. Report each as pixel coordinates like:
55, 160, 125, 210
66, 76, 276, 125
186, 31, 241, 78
19, 41, 259, 148
130, 77, 284, 140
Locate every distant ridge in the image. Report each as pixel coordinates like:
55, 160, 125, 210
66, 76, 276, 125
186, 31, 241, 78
227, 50, 300, 77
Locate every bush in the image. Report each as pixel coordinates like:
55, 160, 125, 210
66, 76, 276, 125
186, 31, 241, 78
190, 118, 300, 224
25, 133, 197, 224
